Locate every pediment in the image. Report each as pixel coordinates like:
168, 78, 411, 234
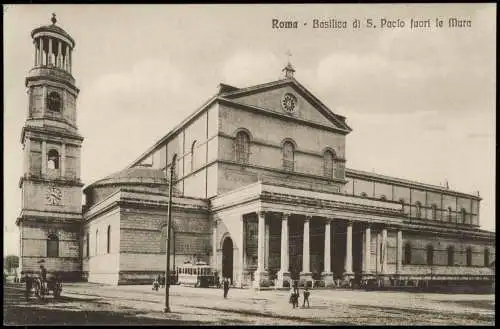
220, 79, 351, 133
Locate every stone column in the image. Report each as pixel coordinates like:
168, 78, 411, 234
212, 218, 218, 271
57, 40, 62, 68
41, 140, 47, 176
300, 215, 312, 283
68, 48, 72, 74
42, 86, 47, 116
381, 229, 387, 274
34, 41, 37, 66
64, 44, 69, 71
321, 218, 335, 287
277, 213, 291, 287
376, 232, 381, 274
363, 226, 371, 274
61, 143, 66, 178
343, 221, 353, 280
39, 37, 44, 66
48, 38, 53, 66
253, 211, 268, 288
264, 219, 270, 270
396, 230, 403, 274
24, 138, 31, 176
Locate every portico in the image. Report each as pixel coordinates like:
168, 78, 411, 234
211, 181, 405, 288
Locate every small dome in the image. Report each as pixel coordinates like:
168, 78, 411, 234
31, 14, 75, 48
89, 166, 168, 188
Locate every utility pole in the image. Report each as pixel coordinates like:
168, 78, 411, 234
164, 153, 177, 313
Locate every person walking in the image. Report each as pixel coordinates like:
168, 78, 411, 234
302, 286, 311, 308
23, 272, 32, 301
223, 278, 230, 298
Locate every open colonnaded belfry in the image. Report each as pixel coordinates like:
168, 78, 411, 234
17, 16, 495, 289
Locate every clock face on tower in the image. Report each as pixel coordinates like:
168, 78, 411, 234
281, 92, 298, 113
46, 186, 63, 206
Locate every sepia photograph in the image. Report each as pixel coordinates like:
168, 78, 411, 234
3, 3, 495, 326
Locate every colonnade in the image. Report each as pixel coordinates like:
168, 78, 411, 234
250, 211, 405, 288
33, 36, 72, 73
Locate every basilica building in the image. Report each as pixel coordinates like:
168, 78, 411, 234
17, 17, 495, 289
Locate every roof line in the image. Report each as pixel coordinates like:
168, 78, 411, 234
127, 94, 219, 168
346, 168, 481, 199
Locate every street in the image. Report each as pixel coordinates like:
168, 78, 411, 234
3, 283, 495, 325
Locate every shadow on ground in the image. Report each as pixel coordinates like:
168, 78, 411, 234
349, 304, 494, 324
3, 285, 208, 325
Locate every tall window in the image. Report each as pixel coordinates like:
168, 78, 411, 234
234, 131, 250, 164
107, 225, 111, 254
323, 150, 335, 178
47, 233, 59, 257
484, 248, 490, 267
447, 207, 453, 222
282, 141, 295, 171
415, 202, 422, 218
466, 247, 473, 267
447, 246, 455, 266
47, 149, 59, 170
431, 204, 438, 220
95, 229, 99, 256
86, 233, 90, 258
190, 141, 197, 172
403, 243, 412, 265
426, 244, 434, 265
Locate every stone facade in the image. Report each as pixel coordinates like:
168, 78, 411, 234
17, 18, 495, 288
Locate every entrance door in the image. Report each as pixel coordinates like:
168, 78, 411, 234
222, 237, 234, 284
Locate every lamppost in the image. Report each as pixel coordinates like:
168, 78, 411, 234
164, 153, 177, 313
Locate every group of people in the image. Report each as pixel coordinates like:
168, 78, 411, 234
289, 283, 311, 308
21, 263, 48, 301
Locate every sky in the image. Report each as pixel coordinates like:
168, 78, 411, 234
3, 4, 496, 256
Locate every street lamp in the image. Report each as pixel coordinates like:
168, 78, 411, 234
164, 153, 177, 313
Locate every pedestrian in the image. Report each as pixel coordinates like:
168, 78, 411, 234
302, 286, 310, 308
223, 277, 230, 298
23, 272, 32, 301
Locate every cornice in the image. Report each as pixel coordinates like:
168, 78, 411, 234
218, 97, 350, 135
21, 125, 84, 144
19, 175, 84, 189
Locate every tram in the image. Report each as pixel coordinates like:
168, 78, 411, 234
176, 261, 220, 288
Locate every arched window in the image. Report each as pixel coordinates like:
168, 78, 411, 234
234, 131, 250, 164
323, 150, 335, 178
447, 246, 455, 266
107, 225, 111, 254
86, 233, 89, 258
461, 208, 467, 224
282, 141, 294, 171
190, 140, 197, 172
47, 149, 59, 170
431, 204, 438, 220
415, 202, 422, 218
403, 243, 412, 265
426, 244, 434, 265
447, 207, 453, 222
466, 247, 473, 267
95, 229, 99, 256
47, 233, 59, 258
484, 248, 490, 267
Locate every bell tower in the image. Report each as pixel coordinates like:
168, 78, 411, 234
16, 14, 83, 281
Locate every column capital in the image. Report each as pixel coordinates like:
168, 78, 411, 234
281, 212, 290, 221
257, 210, 267, 218
345, 219, 354, 226
304, 215, 312, 222
323, 217, 334, 225
212, 217, 221, 228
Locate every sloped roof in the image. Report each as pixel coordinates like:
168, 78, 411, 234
31, 23, 75, 48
